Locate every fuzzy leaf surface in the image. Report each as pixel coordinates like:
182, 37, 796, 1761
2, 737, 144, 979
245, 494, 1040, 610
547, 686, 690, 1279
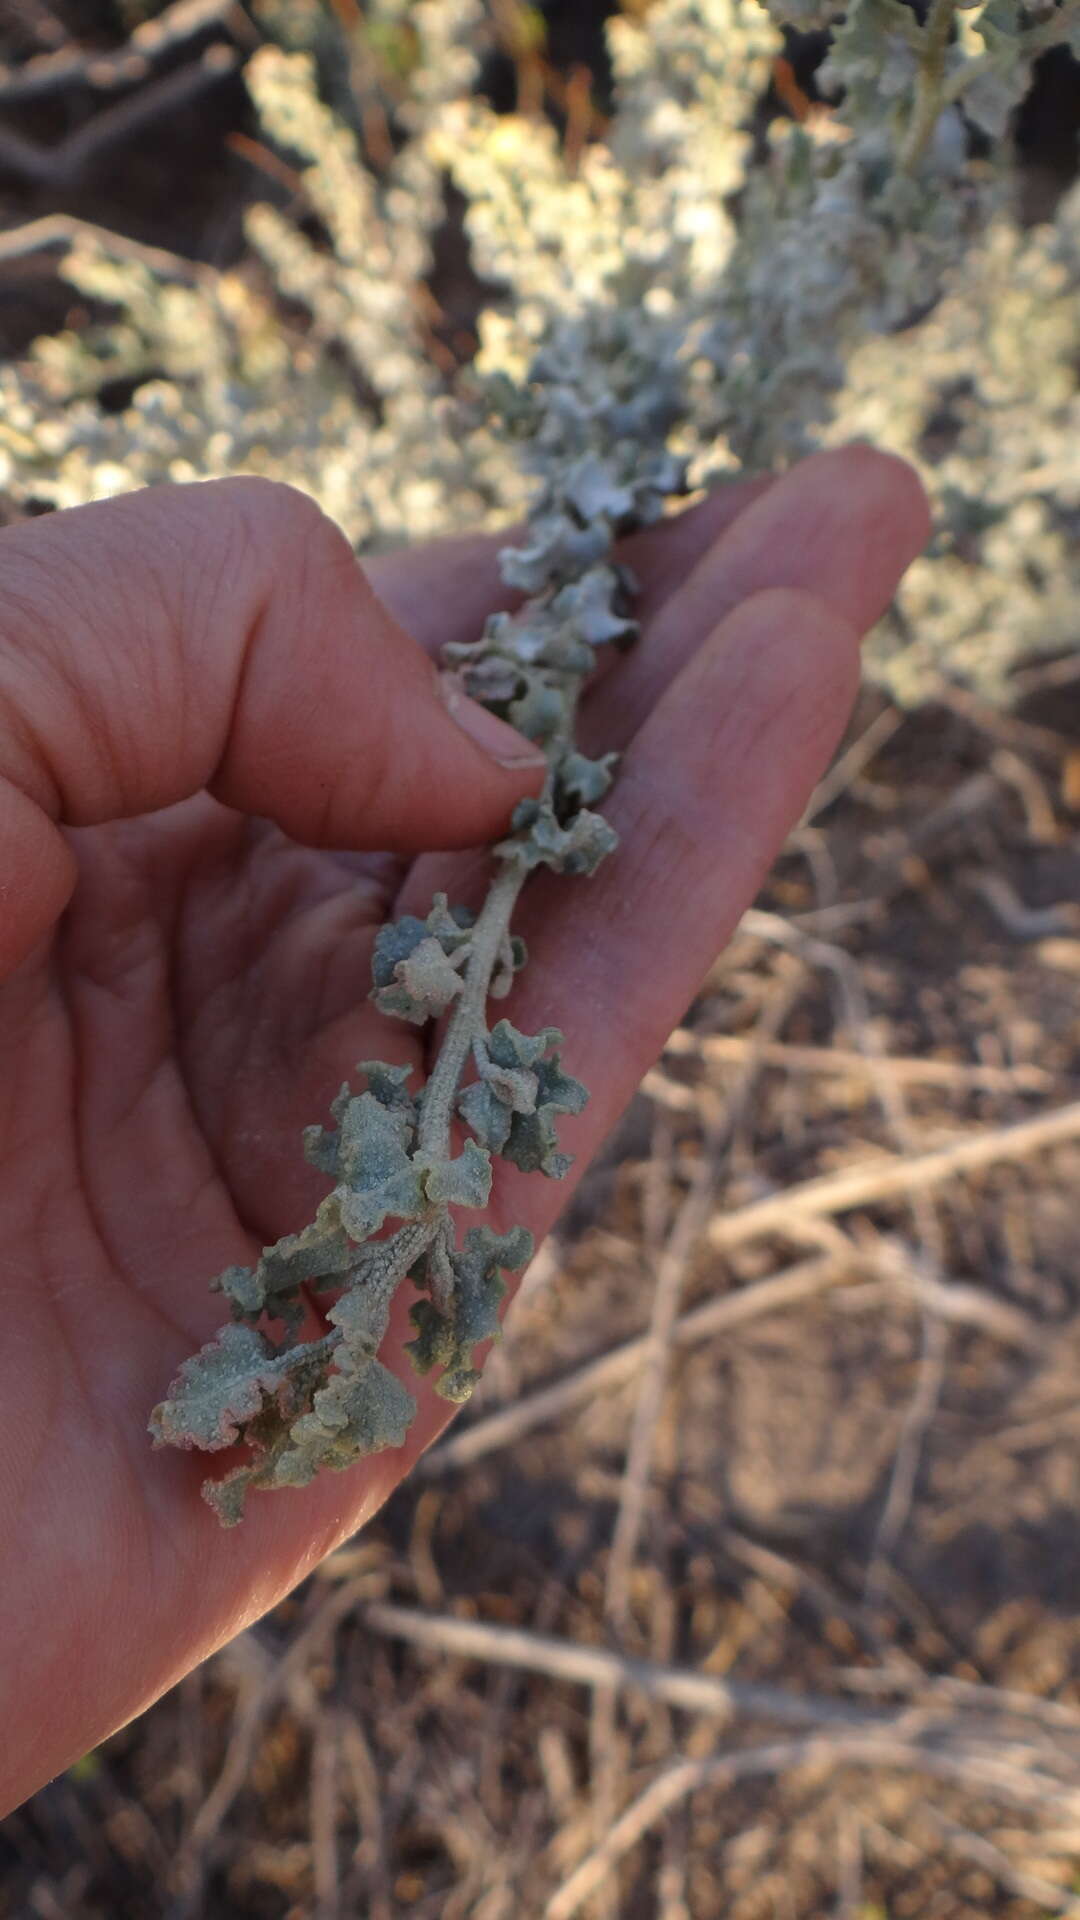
499, 800, 619, 875
418, 1138, 493, 1211
213, 1204, 354, 1318
149, 1324, 291, 1452
370, 895, 474, 1023
318, 1092, 428, 1239
271, 1355, 416, 1486
407, 1225, 533, 1401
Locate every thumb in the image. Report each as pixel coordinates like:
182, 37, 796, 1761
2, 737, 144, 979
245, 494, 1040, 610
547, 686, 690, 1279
0, 478, 545, 978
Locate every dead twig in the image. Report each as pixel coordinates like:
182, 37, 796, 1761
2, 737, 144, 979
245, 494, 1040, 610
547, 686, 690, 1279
362, 1601, 1080, 1783
935, 679, 1071, 762
310, 1712, 342, 1920
338, 1711, 393, 1920
544, 1734, 1080, 1920
803, 705, 905, 824
740, 911, 954, 1603
592, 1108, 683, 1918
960, 866, 1080, 939
863, 1271, 949, 1607
0, 212, 211, 280
420, 1252, 856, 1478
0, 0, 237, 103
705, 1099, 1080, 1254
721, 1528, 886, 1659
168, 1581, 375, 1918
0, 44, 238, 187
424, 1229, 1039, 1485
833, 1809, 865, 1920
989, 746, 1061, 842
606, 960, 808, 1634
837, 1666, 1080, 1736
364, 1601, 892, 1730
604, 1112, 706, 1633
869, 1238, 1043, 1350
662, 1027, 1050, 1094
917, 1804, 1080, 1918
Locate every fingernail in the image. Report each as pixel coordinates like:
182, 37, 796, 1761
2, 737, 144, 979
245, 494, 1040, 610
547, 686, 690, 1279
439, 674, 547, 768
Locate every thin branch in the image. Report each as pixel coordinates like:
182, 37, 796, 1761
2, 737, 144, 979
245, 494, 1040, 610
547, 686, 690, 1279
605, 964, 806, 1626
803, 705, 904, 824
934, 678, 1070, 761
604, 1113, 706, 1633
0, 45, 238, 188
863, 1265, 949, 1607
310, 1713, 342, 1920
168, 1582, 373, 1918
420, 1236, 1038, 1482
363, 1600, 900, 1729
592, 1108, 681, 1917
0, 213, 210, 281
739, 909, 958, 1601
918, 1805, 1080, 1919
419, 1251, 854, 1478
705, 1099, 1080, 1255
338, 1709, 392, 1920
961, 866, 1080, 940
837, 1666, 1080, 1736
723, 1526, 885, 1659
0, 0, 236, 103
872, 1247, 1042, 1352
363, 1601, 1080, 1800
662, 1028, 1050, 1095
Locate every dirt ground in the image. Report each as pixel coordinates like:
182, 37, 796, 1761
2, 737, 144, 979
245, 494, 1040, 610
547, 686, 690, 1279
4, 7, 1080, 1919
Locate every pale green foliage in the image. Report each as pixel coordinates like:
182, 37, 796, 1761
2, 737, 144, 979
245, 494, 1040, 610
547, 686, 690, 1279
832, 186, 1080, 702
0, 10, 521, 546
151, 1323, 307, 1452
370, 896, 480, 1023
6, 0, 1079, 706
458, 1020, 588, 1176
818, 0, 924, 120
2, 0, 1072, 1513
408, 1225, 534, 1401
761, 0, 842, 23
954, 0, 1080, 139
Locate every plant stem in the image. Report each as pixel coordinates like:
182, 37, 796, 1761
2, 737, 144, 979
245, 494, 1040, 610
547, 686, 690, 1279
416, 618, 600, 1166
900, 0, 960, 175
417, 854, 527, 1158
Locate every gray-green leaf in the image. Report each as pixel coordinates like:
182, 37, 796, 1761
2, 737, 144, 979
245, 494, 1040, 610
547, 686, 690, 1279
371, 894, 474, 1023
149, 1323, 288, 1452
419, 1138, 493, 1211
330, 1092, 427, 1239
373, 933, 465, 1024
213, 1203, 355, 1318
557, 749, 618, 810
408, 1224, 533, 1400
272, 1354, 416, 1486
457, 1078, 513, 1153
499, 800, 618, 876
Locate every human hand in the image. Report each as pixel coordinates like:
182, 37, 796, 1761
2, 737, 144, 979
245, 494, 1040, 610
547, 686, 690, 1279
0, 447, 928, 1811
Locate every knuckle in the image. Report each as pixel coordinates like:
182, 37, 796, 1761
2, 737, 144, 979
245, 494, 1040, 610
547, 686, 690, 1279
211, 477, 352, 575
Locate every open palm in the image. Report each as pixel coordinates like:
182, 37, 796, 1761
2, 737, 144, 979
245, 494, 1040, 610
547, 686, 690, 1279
0, 448, 927, 1811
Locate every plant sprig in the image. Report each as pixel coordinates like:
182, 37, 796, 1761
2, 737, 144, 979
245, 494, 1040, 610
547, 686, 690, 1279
149, 322, 687, 1524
